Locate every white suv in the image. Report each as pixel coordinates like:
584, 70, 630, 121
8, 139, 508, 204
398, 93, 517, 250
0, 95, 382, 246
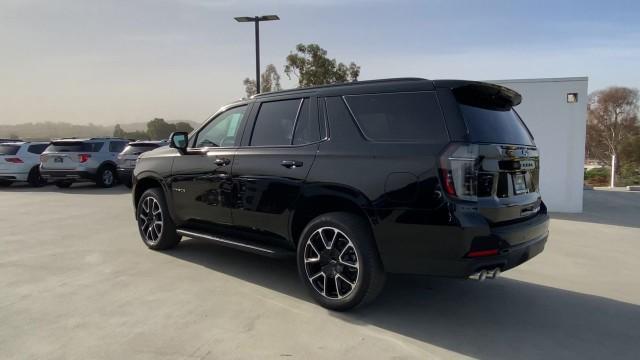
40, 138, 129, 188
0, 141, 50, 187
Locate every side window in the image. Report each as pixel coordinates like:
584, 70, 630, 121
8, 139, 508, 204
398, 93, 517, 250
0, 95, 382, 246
83, 142, 104, 152
344, 92, 449, 142
195, 105, 247, 148
27, 144, 49, 154
109, 141, 127, 153
292, 99, 321, 145
250, 99, 301, 146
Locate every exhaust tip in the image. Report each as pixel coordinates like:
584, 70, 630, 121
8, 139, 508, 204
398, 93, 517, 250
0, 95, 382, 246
469, 268, 501, 281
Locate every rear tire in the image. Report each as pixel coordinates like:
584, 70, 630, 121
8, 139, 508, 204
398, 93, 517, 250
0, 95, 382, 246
96, 165, 116, 188
27, 166, 46, 187
55, 181, 73, 188
136, 188, 180, 250
296, 212, 386, 311
0, 180, 12, 187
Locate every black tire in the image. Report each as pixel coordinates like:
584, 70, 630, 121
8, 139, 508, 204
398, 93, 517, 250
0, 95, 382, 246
55, 181, 73, 188
27, 166, 47, 187
96, 165, 116, 188
0, 180, 12, 187
296, 212, 386, 311
136, 188, 180, 250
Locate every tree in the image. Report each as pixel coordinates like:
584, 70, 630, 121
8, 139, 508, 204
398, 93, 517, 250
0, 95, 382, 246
174, 121, 194, 133
113, 124, 125, 138
146, 118, 175, 140
243, 64, 282, 98
586, 87, 640, 178
284, 43, 360, 87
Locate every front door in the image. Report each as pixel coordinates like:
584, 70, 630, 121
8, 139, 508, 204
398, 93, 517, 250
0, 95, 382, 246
231, 97, 323, 243
170, 104, 249, 227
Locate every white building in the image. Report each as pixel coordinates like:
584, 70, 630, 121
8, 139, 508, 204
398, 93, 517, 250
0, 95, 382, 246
490, 77, 589, 213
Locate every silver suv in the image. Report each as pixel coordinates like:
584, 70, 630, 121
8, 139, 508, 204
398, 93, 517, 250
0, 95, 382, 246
40, 138, 129, 188
117, 140, 167, 188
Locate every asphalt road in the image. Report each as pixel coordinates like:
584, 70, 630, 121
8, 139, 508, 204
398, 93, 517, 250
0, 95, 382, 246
1, 184, 639, 359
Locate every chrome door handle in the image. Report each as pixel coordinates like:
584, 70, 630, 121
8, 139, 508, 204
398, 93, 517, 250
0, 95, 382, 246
281, 160, 303, 168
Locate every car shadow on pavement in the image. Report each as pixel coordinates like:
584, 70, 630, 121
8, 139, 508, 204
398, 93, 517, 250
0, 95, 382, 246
165, 238, 640, 360
0, 182, 131, 195
551, 189, 640, 228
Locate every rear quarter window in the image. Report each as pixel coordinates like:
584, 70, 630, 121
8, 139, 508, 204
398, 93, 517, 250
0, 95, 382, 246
27, 144, 49, 154
0, 144, 20, 155
344, 92, 449, 143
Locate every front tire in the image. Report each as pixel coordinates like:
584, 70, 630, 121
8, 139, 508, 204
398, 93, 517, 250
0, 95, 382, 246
136, 188, 180, 250
96, 165, 116, 188
297, 212, 386, 311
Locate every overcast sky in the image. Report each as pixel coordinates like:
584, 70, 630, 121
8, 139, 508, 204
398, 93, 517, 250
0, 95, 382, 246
1, 0, 639, 125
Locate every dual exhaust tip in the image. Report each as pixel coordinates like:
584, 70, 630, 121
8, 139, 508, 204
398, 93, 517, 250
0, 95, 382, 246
468, 268, 501, 281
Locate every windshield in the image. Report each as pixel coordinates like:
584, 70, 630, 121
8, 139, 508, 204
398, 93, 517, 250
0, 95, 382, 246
121, 144, 160, 155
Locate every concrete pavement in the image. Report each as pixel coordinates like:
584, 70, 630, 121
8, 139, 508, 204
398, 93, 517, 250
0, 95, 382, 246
1, 185, 639, 359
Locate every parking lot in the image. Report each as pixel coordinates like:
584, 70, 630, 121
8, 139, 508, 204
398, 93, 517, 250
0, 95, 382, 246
1, 185, 639, 359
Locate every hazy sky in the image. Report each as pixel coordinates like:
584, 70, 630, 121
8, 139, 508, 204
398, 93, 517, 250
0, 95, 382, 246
1, 0, 639, 125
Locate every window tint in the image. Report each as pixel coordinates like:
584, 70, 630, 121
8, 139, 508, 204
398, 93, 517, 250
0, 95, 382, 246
45, 142, 103, 153
344, 92, 448, 142
109, 141, 128, 153
459, 105, 533, 145
293, 100, 320, 145
27, 144, 49, 154
195, 105, 246, 148
251, 99, 301, 146
0, 144, 20, 155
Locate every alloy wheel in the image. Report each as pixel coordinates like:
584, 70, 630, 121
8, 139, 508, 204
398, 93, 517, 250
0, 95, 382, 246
138, 196, 163, 244
103, 169, 114, 186
303, 227, 360, 299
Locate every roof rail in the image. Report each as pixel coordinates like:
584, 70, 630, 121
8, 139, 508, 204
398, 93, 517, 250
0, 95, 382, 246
252, 77, 427, 98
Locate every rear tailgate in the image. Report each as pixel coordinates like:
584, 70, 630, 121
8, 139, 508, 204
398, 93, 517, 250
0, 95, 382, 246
0, 144, 21, 171
41, 141, 84, 170
452, 83, 544, 229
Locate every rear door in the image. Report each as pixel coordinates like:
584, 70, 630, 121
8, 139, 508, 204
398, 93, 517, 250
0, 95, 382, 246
231, 97, 322, 242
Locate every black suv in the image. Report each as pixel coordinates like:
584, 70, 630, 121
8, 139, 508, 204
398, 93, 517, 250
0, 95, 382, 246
132, 78, 549, 310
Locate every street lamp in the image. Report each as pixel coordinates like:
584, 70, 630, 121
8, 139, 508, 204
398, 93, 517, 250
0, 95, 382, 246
234, 15, 280, 94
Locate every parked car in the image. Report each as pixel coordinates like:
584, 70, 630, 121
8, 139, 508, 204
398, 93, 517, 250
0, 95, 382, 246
117, 140, 168, 188
0, 141, 50, 187
40, 137, 129, 188
131, 78, 549, 310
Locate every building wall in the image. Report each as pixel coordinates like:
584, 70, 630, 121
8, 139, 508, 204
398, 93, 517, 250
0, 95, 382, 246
490, 77, 588, 213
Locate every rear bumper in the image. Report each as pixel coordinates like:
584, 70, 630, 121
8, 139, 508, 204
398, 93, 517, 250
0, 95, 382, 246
41, 170, 95, 182
0, 172, 29, 181
373, 205, 549, 277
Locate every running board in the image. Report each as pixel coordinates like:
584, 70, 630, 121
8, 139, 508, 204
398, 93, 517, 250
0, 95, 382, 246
176, 229, 294, 258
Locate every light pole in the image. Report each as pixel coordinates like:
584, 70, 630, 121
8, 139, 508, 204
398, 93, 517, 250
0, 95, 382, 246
234, 15, 280, 94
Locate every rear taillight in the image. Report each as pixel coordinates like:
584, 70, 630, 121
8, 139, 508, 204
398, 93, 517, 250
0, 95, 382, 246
5, 158, 23, 163
40, 154, 48, 163
439, 143, 479, 201
78, 153, 91, 163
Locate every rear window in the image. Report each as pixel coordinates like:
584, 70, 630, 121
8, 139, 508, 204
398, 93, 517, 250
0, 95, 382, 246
459, 105, 533, 145
121, 143, 160, 155
45, 141, 104, 153
344, 92, 448, 142
0, 144, 20, 155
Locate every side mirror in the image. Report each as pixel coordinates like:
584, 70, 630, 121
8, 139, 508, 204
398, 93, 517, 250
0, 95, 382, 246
170, 132, 188, 153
